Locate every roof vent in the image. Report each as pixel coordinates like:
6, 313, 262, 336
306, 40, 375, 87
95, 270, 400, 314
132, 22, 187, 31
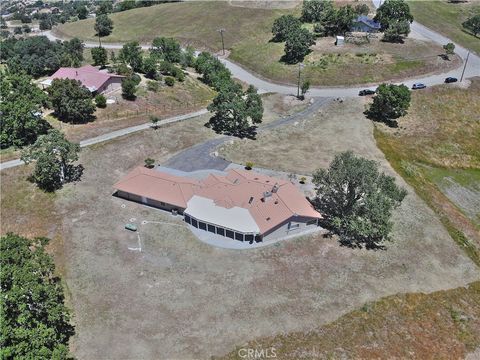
262, 191, 272, 202
272, 183, 279, 193
266, 217, 271, 221
248, 196, 254, 204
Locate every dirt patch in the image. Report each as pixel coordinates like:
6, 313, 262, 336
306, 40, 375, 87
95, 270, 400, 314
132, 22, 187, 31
52, 103, 478, 359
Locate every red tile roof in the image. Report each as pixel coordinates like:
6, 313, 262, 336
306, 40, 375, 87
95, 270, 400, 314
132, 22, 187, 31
49, 65, 124, 91
114, 167, 322, 234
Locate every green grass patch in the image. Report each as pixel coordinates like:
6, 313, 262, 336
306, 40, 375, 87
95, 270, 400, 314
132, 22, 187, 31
409, 0, 480, 54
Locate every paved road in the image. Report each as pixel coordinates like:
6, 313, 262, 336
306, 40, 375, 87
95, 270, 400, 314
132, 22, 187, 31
0, 109, 208, 171
164, 97, 331, 172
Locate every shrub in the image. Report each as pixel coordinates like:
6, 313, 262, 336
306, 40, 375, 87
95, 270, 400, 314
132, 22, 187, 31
131, 73, 141, 85
165, 76, 175, 86
95, 94, 107, 108
245, 161, 254, 170
144, 158, 155, 168
150, 115, 160, 129
299, 176, 307, 184
147, 80, 160, 92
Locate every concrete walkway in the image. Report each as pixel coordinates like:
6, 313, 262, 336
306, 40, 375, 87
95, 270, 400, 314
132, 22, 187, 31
0, 109, 208, 171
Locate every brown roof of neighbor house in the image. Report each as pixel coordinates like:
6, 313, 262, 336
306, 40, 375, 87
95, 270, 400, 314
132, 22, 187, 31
114, 167, 322, 234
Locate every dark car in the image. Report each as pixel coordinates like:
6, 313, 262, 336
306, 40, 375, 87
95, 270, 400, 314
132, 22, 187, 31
445, 77, 458, 83
359, 89, 376, 96
412, 83, 426, 90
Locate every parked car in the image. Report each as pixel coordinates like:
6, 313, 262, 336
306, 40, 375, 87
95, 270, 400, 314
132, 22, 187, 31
359, 89, 376, 96
445, 77, 458, 83
412, 83, 426, 90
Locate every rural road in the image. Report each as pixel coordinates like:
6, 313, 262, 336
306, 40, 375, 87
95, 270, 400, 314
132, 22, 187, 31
44, 13, 480, 97
0, 109, 208, 171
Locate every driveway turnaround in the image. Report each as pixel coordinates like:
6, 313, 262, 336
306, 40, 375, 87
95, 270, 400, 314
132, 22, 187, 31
164, 97, 332, 172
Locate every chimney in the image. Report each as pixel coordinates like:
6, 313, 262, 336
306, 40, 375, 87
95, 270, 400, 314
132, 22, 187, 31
272, 183, 279, 193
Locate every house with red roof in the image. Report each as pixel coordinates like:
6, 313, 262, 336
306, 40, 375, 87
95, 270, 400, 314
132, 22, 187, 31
40, 65, 124, 94
114, 167, 323, 243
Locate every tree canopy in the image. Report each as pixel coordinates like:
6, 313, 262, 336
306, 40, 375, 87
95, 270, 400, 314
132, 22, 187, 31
320, 4, 356, 36
207, 83, 263, 138
121, 76, 138, 100
301, 0, 333, 23
382, 19, 411, 43
366, 83, 411, 125
0, 71, 50, 149
150, 37, 182, 63
0, 36, 85, 78
21, 129, 82, 191
462, 15, 480, 37
283, 27, 315, 64
119, 41, 143, 72
0, 233, 75, 359
271, 15, 302, 42
374, 0, 413, 31
194, 52, 233, 90
47, 79, 96, 124
91, 46, 108, 67
94, 14, 113, 37
313, 151, 407, 248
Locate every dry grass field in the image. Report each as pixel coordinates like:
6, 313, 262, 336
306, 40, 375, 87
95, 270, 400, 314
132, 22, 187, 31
53, 1, 459, 86
409, 0, 480, 54
1, 98, 476, 359
220, 281, 480, 359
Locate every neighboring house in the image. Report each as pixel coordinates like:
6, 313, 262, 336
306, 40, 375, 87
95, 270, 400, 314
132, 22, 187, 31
114, 167, 323, 243
351, 15, 381, 33
40, 65, 124, 94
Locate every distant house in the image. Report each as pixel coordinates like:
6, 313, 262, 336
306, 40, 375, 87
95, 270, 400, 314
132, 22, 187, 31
351, 15, 381, 33
114, 167, 323, 243
40, 65, 124, 94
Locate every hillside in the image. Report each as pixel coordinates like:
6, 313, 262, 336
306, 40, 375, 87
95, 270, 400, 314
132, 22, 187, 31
53, 1, 290, 51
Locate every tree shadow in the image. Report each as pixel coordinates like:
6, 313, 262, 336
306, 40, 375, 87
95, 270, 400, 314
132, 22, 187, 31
280, 48, 312, 65
319, 219, 387, 250
438, 54, 450, 61
205, 121, 258, 140
53, 112, 96, 125
364, 109, 399, 128
380, 37, 405, 44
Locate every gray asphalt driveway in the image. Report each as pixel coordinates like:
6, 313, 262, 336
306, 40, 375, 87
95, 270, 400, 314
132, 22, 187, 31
164, 97, 331, 172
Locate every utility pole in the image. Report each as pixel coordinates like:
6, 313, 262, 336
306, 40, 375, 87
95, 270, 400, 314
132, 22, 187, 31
217, 28, 225, 55
460, 51, 470, 82
297, 63, 304, 98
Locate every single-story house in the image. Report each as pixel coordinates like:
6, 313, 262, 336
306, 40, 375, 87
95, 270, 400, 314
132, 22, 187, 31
40, 65, 124, 94
114, 167, 323, 243
351, 15, 381, 33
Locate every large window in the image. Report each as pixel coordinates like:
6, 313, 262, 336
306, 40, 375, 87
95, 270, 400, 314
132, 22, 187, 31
226, 230, 234, 239
217, 228, 225, 236
235, 232, 244, 241
191, 219, 198, 228
306, 219, 318, 226
199, 222, 207, 231
245, 234, 254, 242
184, 215, 191, 224
207, 224, 216, 233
